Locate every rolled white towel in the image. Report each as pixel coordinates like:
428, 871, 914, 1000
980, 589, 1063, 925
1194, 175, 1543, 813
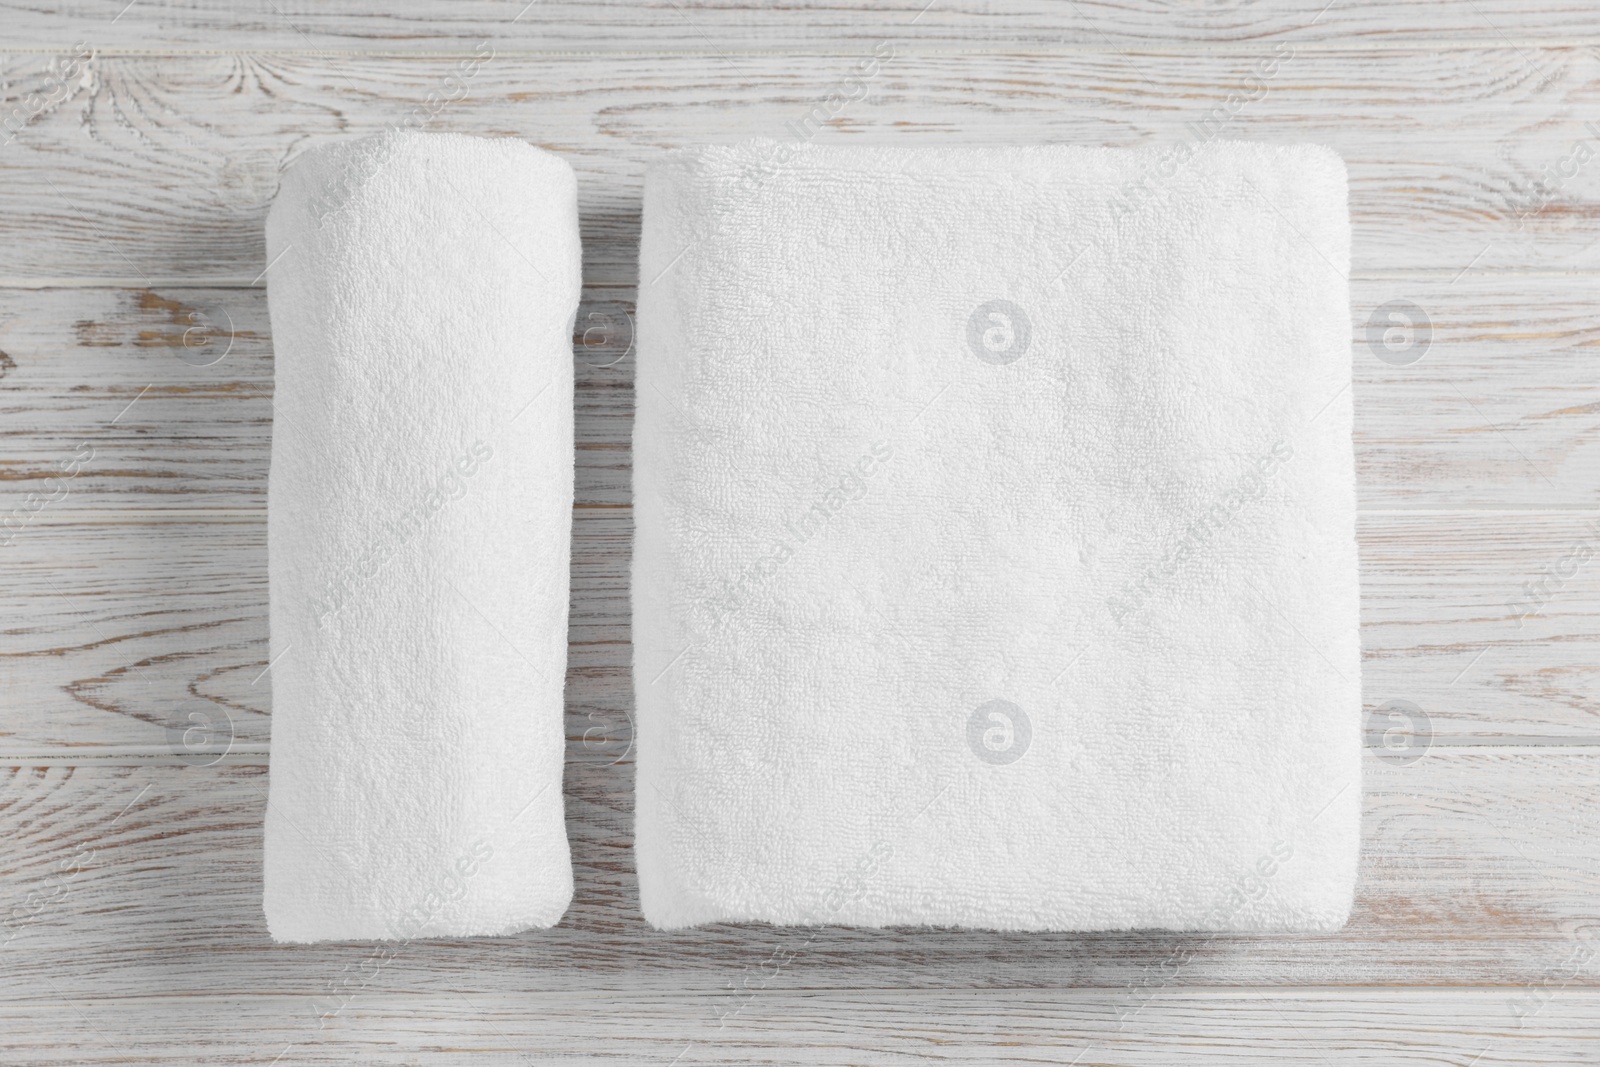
634, 140, 1360, 933
263, 131, 579, 942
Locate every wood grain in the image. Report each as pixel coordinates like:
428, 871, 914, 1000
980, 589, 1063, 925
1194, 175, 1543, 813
2, 275, 1598, 513
6, 0, 1600, 51
4, 277, 1600, 751
0, 286, 627, 510
3, 49, 1600, 279
3, 988, 1598, 1065
5, 510, 1600, 752
2, 4, 1598, 1060
0, 752, 1597, 1003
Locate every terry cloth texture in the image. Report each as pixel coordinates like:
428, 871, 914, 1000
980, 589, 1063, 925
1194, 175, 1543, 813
633, 139, 1360, 933
263, 131, 579, 942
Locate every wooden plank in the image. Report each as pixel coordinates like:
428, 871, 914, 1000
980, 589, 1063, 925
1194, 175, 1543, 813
3, 275, 1599, 511
1361, 512, 1600, 744
5, 0, 1600, 52
0, 286, 633, 510
3, 50, 1600, 278
4, 517, 1600, 752
0, 751, 1596, 1002
1, 988, 1597, 1065
0, 8, 1593, 1065
0, 512, 633, 753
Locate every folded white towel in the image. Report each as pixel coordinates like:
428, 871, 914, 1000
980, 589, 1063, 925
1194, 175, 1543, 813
634, 140, 1360, 932
263, 131, 579, 942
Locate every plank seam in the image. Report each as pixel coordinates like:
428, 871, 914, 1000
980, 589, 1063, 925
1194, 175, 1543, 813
6, 41, 1600, 58
5, 743, 1600, 764
10, 269, 1600, 290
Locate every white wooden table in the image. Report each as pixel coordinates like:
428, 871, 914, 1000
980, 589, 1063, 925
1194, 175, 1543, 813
3, 2, 1598, 1063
